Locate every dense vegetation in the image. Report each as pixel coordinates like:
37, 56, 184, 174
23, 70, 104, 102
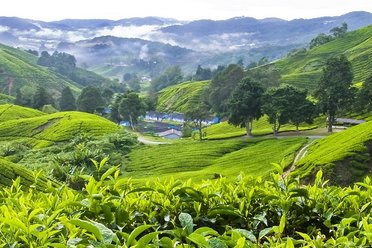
0, 165, 370, 247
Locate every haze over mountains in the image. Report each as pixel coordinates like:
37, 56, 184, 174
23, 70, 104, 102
0, 11, 371, 78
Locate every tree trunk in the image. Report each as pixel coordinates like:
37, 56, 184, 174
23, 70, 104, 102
198, 121, 203, 141
296, 124, 299, 133
129, 116, 134, 130
245, 119, 252, 137
327, 115, 334, 132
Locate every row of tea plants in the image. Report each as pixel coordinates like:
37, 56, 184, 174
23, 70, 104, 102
0, 160, 371, 247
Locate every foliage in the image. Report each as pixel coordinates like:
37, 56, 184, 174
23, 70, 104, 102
245, 64, 281, 89
228, 77, 264, 136
59, 86, 76, 111
262, 85, 308, 135
118, 91, 146, 129
207, 64, 244, 116
293, 120, 372, 185
32, 85, 53, 110
315, 55, 354, 132
185, 99, 210, 141
309, 33, 334, 49
194, 65, 212, 81
76, 86, 105, 114
0, 164, 370, 246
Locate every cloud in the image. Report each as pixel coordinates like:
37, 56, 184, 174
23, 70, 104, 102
0, 26, 9, 32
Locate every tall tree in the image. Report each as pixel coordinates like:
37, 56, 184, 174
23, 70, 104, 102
207, 64, 244, 116
118, 92, 146, 129
315, 55, 353, 132
185, 97, 210, 141
76, 86, 105, 114
227, 77, 264, 136
33, 86, 53, 110
150, 66, 183, 92
59, 86, 76, 111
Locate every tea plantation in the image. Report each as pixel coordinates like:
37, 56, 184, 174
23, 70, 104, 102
293, 120, 372, 184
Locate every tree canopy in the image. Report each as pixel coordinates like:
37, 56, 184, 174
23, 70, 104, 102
228, 77, 264, 136
118, 92, 146, 129
315, 55, 353, 132
76, 86, 105, 114
207, 64, 244, 116
59, 86, 76, 111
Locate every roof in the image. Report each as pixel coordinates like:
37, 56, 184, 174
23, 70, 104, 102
335, 118, 365, 124
157, 128, 182, 137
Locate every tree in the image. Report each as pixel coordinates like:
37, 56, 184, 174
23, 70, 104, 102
76, 86, 105, 114
59, 86, 76, 111
33, 86, 53, 110
309, 33, 334, 49
287, 89, 317, 132
330, 22, 348, 38
194, 65, 212, 81
227, 77, 264, 136
246, 65, 281, 89
185, 98, 210, 141
207, 64, 244, 116
118, 92, 146, 129
315, 55, 353, 132
262, 85, 314, 135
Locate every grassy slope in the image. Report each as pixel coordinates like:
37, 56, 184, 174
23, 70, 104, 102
0, 108, 120, 147
156, 80, 209, 112
204, 116, 317, 139
0, 44, 80, 95
0, 158, 56, 190
0, 104, 45, 122
273, 25, 372, 91
125, 137, 306, 182
293, 121, 372, 184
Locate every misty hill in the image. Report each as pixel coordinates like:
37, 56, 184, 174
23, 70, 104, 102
0, 12, 371, 80
0, 43, 120, 97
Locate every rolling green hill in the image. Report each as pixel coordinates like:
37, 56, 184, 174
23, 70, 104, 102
0, 107, 120, 148
0, 44, 81, 96
0, 104, 45, 122
272, 25, 372, 91
125, 137, 306, 182
156, 80, 209, 112
293, 120, 372, 185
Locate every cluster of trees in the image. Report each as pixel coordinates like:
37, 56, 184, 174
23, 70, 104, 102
309, 23, 348, 49
37, 51, 77, 75
122, 73, 141, 92
189, 54, 369, 137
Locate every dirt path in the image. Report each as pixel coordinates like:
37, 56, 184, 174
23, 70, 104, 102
283, 138, 319, 178
137, 136, 170, 145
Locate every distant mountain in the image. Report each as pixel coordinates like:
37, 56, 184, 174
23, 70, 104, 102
0, 12, 371, 79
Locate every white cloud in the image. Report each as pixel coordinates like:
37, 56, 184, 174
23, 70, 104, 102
0, 26, 9, 32
0, 0, 371, 21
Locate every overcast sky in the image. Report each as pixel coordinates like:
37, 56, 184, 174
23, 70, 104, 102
1, 0, 371, 21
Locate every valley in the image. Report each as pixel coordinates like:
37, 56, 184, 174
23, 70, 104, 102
0, 8, 371, 246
